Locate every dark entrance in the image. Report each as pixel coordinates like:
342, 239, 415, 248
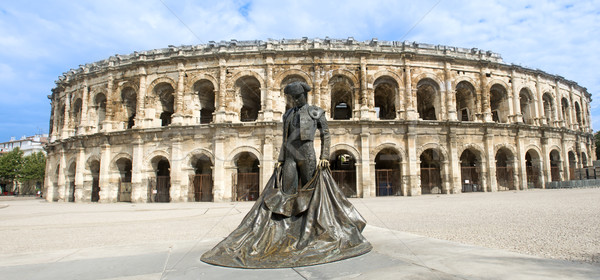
117, 158, 132, 202
420, 149, 442, 194
374, 148, 401, 196
550, 150, 561, 182
525, 150, 542, 188
192, 155, 213, 202
89, 160, 100, 202
568, 151, 576, 180
330, 150, 357, 198
234, 152, 259, 201
155, 158, 171, 202
495, 148, 514, 191
67, 162, 76, 202
460, 149, 481, 192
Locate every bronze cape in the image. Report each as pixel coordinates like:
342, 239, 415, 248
200, 166, 372, 268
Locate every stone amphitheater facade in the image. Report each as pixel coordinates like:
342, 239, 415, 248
45, 38, 595, 203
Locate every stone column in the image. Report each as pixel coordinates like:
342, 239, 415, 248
134, 67, 146, 129
445, 62, 456, 121
360, 131, 371, 198
561, 138, 570, 181
215, 58, 228, 122
98, 142, 111, 202
263, 55, 274, 121
62, 94, 71, 139
404, 61, 417, 120
80, 83, 89, 133
480, 67, 492, 122
511, 70, 523, 123
517, 134, 527, 190
131, 135, 144, 202
484, 128, 497, 192
359, 55, 370, 120
170, 134, 183, 202
44, 152, 56, 202
568, 85, 578, 130
261, 132, 274, 193
74, 147, 86, 202
448, 130, 461, 193
406, 125, 419, 195
50, 101, 60, 142
57, 149, 66, 201
535, 75, 545, 126
102, 75, 114, 132
541, 136, 551, 186
172, 63, 185, 125
213, 135, 227, 201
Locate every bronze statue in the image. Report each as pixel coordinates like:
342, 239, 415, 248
201, 82, 371, 268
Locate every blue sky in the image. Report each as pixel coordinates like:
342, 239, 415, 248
1, 0, 599, 142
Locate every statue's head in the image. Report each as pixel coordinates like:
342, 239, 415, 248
284, 82, 311, 107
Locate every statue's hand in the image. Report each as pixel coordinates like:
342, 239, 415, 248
274, 162, 283, 169
318, 159, 329, 168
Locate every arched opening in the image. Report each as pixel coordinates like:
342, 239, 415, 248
575, 102, 582, 127
57, 105, 65, 133
154, 83, 174, 127
374, 148, 401, 196
374, 77, 397, 120
520, 88, 534, 124
94, 93, 107, 129
191, 154, 213, 202
89, 160, 100, 202
236, 77, 261, 122
525, 150, 542, 188
72, 98, 82, 132
460, 149, 482, 192
495, 148, 514, 191
550, 150, 561, 182
420, 149, 442, 194
116, 158, 132, 202
151, 157, 171, 202
455, 81, 476, 122
417, 79, 439, 120
330, 75, 354, 120
568, 151, 577, 180
561, 98, 569, 124
121, 87, 137, 129
194, 80, 215, 124
490, 84, 509, 123
281, 75, 308, 112
542, 93, 555, 125
67, 162, 76, 202
582, 152, 588, 167
330, 150, 357, 197
234, 152, 260, 201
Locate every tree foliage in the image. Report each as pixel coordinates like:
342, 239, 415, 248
0, 147, 24, 182
19, 151, 46, 183
595, 131, 600, 161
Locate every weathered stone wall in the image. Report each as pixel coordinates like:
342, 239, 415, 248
45, 38, 595, 203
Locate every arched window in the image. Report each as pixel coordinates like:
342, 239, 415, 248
574, 101, 582, 127
330, 75, 354, 120
121, 87, 137, 129
489, 84, 508, 123
94, 93, 107, 129
561, 97, 570, 124
455, 81, 476, 121
194, 80, 215, 124
373, 77, 397, 120
495, 148, 514, 190
281, 75, 308, 112
460, 149, 481, 192
519, 88, 534, 124
153, 83, 174, 127
542, 93, 555, 125
416, 79, 439, 120
236, 76, 261, 122
420, 149, 443, 194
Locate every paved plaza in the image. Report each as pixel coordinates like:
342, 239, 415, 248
1, 188, 599, 279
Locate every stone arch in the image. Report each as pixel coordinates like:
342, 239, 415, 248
227, 146, 262, 168
192, 79, 216, 124
370, 143, 405, 162
416, 77, 442, 120
330, 143, 361, 162
185, 148, 215, 167
228, 70, 265, 89
459, 143, 486, 163
560, 97, 570, 123
116, 80, 139, 94
416, 143, 448, 162
373, 75, 399, 120
110, 152, 133, 171
494, 144, 517, 157
370, 70, 402, 87
495, 146, 516, 191
329, 74, 357, 120
373, 144, 403, 196
143, 149, 171, 172
274, 69, 313, 89
321, 69, 359, 88
489, 83, 510, 123
119, 86, 137, 129
185, 73, 219, 93
574, 100, 582, 126
455, 80, 477, 121
148, 76, 177, 93
542, 92, 556, 123
234, 75, 262, 122
278, 71, 312, 112
414, 73, 444, 88
519, 87, 535, 124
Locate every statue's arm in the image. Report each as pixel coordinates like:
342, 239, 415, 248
317, 113, 330, 160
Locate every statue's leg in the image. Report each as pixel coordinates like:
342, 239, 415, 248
282, 159, 298, 195
297, 155, 317, 187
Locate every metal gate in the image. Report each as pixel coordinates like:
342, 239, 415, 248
91, 176, 100, 202
420, 167, 441, 194
461, 166, 481, 192
193, 174, 213, 202
569, 167, 575, 180
332, 170, 357, 198
118, 180, 132, 202
234, 172, 259, 201
551, 166, 560, 181
496, 167, 514, 191
526, 166, 541, 188
375, 169, 401, 196
156, 176, 170, 202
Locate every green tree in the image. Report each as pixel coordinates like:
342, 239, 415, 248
0, 147, 24, 183
595, 131, 600, 161
19, 151, 46, 183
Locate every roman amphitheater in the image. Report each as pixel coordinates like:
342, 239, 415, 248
44, 38, 595, 203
